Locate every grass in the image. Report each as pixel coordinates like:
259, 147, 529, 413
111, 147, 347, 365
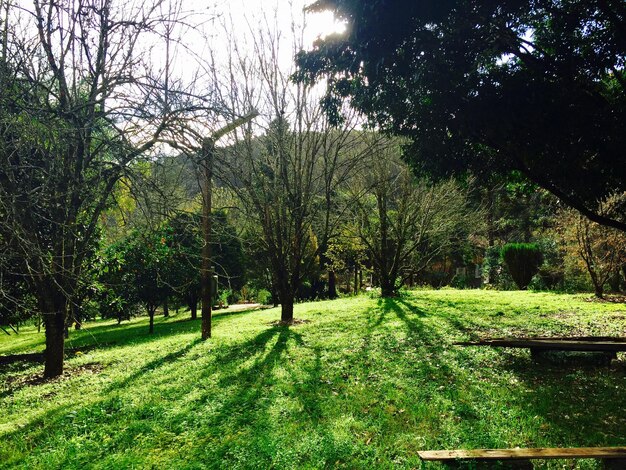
1, 289, 625, 469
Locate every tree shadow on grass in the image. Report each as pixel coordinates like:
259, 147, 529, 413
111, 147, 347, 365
350, 297, 623, 464
497, 350, 626, 448
165, 324, 330, 465
106, 338, 203, 392
4, 308, 269, 371
380, 296, 626, 461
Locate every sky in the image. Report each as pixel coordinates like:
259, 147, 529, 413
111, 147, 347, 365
156, 0, 346, 79
8, 0, 347, 146
153, 0, 348, 142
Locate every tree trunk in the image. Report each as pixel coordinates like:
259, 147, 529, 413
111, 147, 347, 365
280, 290, 294, 323
354, 265, 359, 294
328, 270, 337, 299
608, 270, 621, 292
42, 295, 66, 378
189, 295, 198, 320
486, 187, 495, 248
594, 284, 604, 299
381, 279, 395, 297
200, 138, 213, 340
148, 307, 155, 334
272, 286, 279, 307
589, 270, 604, 299
163, 299, 169, 317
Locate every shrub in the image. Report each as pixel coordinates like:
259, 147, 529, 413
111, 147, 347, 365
256, 289, 272, 305
537, 266, 564, 290
482, 245, 516, 290
218, 289, 231, 307
501, 243, 543, 290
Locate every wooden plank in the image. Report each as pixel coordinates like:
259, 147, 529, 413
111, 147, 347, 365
456, 336, 626, 344
418, 447, 626, 461
530, 336, 626, 343
455, 339, 626, 352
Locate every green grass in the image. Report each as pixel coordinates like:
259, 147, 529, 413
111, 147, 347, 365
1, 289, 625, 469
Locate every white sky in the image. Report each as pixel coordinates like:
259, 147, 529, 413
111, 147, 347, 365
152, 0, 348, 142
156, 0, 345, 79
9, 0, 347, 146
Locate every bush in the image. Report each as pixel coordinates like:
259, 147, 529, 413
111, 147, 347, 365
537, 266, 564, 290
501, 243, 543, 290
218, 289, 231, 307
482, 245, 516, 290
256, 289, 272, 305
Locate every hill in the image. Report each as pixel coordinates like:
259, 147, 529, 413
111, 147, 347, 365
1, 290, 625, 469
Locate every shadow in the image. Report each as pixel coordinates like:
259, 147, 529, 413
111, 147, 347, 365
106, 338, 203, 392
154, 324, 327, 464
3, 293, 625, 468
9, 309, 265, 366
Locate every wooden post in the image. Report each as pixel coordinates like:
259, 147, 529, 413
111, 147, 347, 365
199, 110, 258, 341
201, 137, 214, 340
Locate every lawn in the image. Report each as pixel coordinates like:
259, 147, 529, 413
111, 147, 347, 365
1, 289, 625, 469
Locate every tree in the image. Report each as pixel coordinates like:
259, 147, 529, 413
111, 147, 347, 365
0, 0, 211, 377
102, 228, 177, 334
295, 0, 626, 232
501, 243, 544, 290
557, 209, 626, 298
215, 11, 370, 323
325, 224, 367, 295
347, 138, 476, 296
167, 210, 246, 320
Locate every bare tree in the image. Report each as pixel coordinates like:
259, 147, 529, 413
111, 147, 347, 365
0, 0, 214, 377
213, 8, 370, 322
346, 139, 476, 296
558, 208, 626, 298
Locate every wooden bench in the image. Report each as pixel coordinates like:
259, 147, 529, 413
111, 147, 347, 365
418, 447, 626, 469
455, 337, 626, 364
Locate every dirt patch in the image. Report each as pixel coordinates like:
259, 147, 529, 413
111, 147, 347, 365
584, 294, 626, 304
268, 319, 311, 327
2, 363, 104, 397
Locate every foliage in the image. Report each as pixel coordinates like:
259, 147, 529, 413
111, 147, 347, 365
255, 288, 272, 305
296, 0, 626, 232
555, 209, 626, 298
1, 290, 625, 468
101, 229, 175, 333
501, 243, 544, 290
100, 210, 245, 325
481, 245, 515, 290
0, 0, 208, 377
345, 139, 479, 296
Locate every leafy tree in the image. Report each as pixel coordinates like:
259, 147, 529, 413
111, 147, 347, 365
0, 0, 211, 377
295, 0, 626, 232
325, 225, 367, 294
102, 229, 175, 334
167, 210, 245, 319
